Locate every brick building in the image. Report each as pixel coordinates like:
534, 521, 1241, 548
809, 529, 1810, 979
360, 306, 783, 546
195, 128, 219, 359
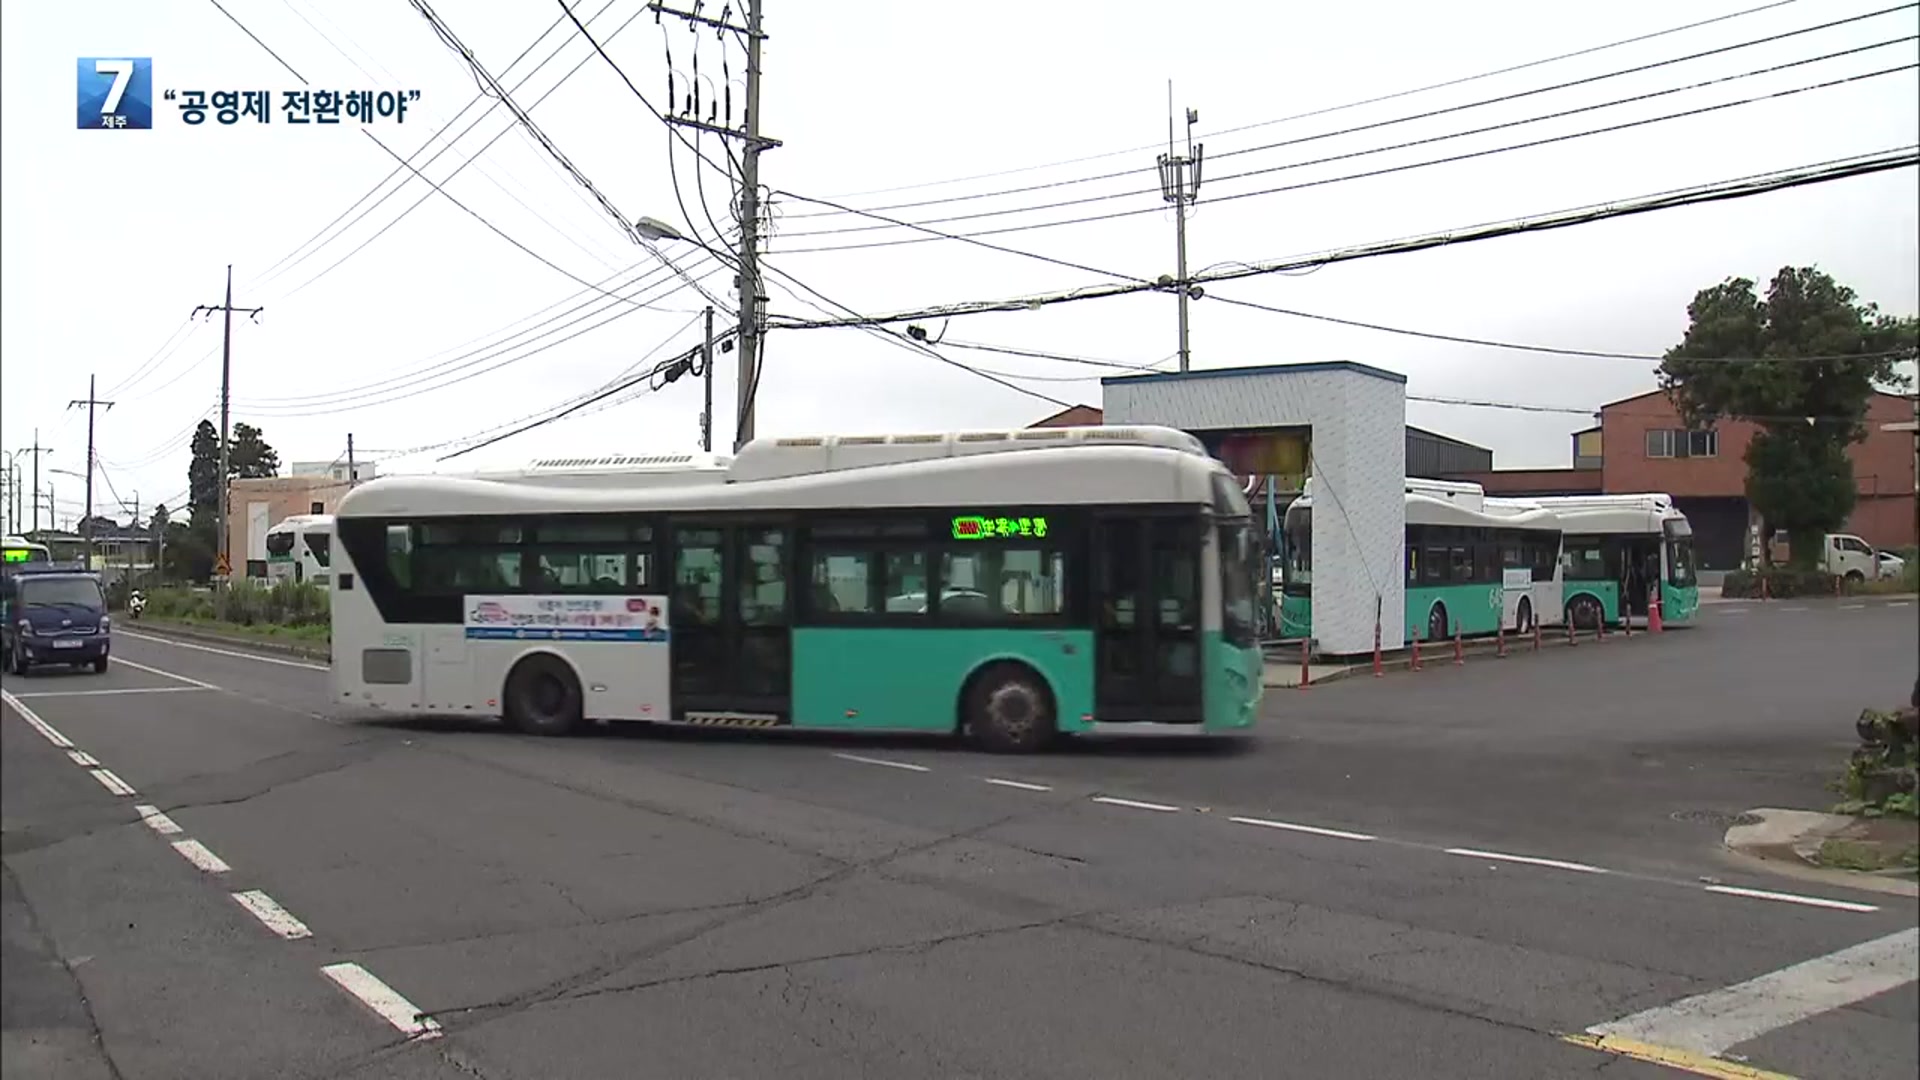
1450, 389, 1918, 570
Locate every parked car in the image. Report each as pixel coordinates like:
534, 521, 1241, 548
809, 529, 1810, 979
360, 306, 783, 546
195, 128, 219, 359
1875, 550, 1906, 580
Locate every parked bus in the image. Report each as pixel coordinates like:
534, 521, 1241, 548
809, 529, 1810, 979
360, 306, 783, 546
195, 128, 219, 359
1530, 494, 1697, 627
1280, 478, 1564, 646
327, 425, 1264, 752
264, 514, 335, 586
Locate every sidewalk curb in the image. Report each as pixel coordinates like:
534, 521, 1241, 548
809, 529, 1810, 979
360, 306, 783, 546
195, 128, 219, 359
1274, 625, 1666, 687
126, 620, 332, 663
1720, 807, 1919, 899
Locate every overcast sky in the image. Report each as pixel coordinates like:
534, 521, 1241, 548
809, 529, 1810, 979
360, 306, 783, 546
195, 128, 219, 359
4, 0, 1916, 530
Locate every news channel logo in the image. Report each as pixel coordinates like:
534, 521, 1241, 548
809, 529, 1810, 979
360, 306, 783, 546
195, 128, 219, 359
77, 57, 153, 130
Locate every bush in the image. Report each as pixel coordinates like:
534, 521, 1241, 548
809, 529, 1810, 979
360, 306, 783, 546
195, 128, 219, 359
1834, 706, 1920, 820
144, 580, 328, 628
1720, 566, 1840, 599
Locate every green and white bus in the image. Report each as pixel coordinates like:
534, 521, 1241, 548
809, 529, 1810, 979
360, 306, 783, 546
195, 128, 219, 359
1530, 494, 1698, 628
1280, 478, 1565, 646
3, 535, 52, 572
264, 514, 334, 586
328, 425, 1264, 752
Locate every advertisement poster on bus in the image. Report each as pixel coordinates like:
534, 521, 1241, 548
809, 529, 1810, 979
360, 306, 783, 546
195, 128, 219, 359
464, 595, 670, 642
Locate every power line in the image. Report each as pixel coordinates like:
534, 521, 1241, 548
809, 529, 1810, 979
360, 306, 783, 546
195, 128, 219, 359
782, 24, 1916, 242
815, 0, 1811, 203
770, 57, 1918, 253
767, 147, 1920, 329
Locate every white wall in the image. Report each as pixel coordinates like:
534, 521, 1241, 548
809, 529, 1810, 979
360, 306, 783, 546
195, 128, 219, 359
1103, 361, 1408, 654
246, 501, 270, 562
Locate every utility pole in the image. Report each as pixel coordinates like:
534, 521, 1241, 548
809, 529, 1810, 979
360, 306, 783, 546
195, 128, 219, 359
346, 433, 357, 488
67, 375, 115, 569
192, 265, 263, 583
652, 0, 780, 451
16, 429, 52, 534
701, 306, 716, 452
1156, 88, 1204, 372
123, 491, 139, 584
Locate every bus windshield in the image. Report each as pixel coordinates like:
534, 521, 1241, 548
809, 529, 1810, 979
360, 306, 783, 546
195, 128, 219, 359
1218, 521, 1259, 646
1281, 502, 1310, 591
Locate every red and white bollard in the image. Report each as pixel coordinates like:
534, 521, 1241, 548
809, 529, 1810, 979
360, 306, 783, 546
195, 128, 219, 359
1411, 629, 1424, 671
1567, 614, 1578, 647
1496, 620, 1508, 659
1533, 619, 1542, 652
1297, 636, 1312, 690
1452, 620, 1464, 666
1371, 618, 1383, 678
1649, 590, 1664, 633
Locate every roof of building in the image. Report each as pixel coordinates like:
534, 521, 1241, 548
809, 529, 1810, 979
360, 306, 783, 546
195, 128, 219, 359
1099, 359, 1407, 387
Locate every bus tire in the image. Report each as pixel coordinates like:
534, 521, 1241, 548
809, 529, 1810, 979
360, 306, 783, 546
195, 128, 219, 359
1515, 598, 1533, 635
1426, 602, 1449, 645
1567, 595, 1601, 631
503, 653, 583, 737
963, 662, 1056, 754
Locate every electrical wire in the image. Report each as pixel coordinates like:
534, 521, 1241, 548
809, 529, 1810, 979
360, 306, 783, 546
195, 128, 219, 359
786, 1, 1904, 225
770, 57, 1919, 253
767, 147, 1920, 329
815, 0, 1811, 202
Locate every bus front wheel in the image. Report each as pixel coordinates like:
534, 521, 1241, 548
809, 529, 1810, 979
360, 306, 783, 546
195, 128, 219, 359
1515, 598, 1533, 636
503, 654, 583, 737
964, 662, 1056, 754
1426, 602, 1449, 645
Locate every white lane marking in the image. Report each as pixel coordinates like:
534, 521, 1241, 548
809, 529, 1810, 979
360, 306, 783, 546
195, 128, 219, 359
1888, 601, 1911, 608
1092, 796, 1181, 813
2, 690, 76, 747
1840, 603, 1865, 610
1231, 816, 1377, 842
170, 839, 230, 873
9, 685, 212, 699
232, 890, 313, 940
830, 752, 931, 772
982, 777, 1053, 792
117, 630, 328, 672
67, 749, 101, 768
1718, 608, 1748, 615
1585, 927, 1918, 1055
1781, 605, 1808, 611
135, 804, 183, 835
111, 655, 220, 689
321, 962, 443, 1040
90, 769, 137, 796
1445, 847, 1608, 874
1704, 884, 1878, 913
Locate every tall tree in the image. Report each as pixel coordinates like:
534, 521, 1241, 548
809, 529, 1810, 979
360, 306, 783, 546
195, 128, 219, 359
188, 419, 220, 522
231, 422, 280, 478
1659, 266, 1917, 566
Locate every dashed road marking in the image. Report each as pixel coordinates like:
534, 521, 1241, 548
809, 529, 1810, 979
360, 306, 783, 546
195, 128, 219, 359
1704, 884, 1878, 913
135, 804, 183, 835
1781, 606, 1807, 612
1446, 847, 1608, 874
67, 749, 101, 768
232, 890, 313, 940
1579, 927, 1917, 1059
11, 685, 212, 699
117, 630, 329, 672
90, 768, 137, 796
113, 655, 220, 689
170, 839, 231, 874
1092, 796, 1181, 813
982, 777, 1053, 792
1889, 601, 1912, 608
831, 752, 930, 772
321, 962, 443, 1040
1231, 816, 1377, 842
1840, 604, 1865, 611
2, 689, 75, 747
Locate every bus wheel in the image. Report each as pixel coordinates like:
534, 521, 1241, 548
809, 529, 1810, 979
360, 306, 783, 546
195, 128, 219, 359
1515, 598, 1533, 635
964, 663, 1056, 754
503, 654, 583, 736
1426, 602, 1449, 645
1567, 595, 1601, 631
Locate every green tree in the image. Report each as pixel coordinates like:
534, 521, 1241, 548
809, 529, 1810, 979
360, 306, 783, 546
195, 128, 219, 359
1659, 266, 1917, 567
231, 422, 280, 479
183, 420, 281, 581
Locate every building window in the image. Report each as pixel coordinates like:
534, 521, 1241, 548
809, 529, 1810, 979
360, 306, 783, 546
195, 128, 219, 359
1646, 428, 1717, 459
1645, 429, 1675, 458
1686, 429, 1718, 458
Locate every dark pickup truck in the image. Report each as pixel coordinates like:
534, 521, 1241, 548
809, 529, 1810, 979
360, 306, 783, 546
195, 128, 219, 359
1, 566, 112, 674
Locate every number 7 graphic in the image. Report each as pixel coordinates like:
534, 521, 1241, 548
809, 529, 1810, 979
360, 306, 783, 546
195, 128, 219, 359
95, 59, 134, 114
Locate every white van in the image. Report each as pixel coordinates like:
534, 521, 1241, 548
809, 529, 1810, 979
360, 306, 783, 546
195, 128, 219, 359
1821, 533, 1879, 582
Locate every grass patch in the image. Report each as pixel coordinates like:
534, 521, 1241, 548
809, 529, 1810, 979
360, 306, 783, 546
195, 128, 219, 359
1816, 837, 1920, 875
144, 615, 330, 650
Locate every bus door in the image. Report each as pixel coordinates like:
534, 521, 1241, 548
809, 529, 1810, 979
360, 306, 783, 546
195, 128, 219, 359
669, 523, 792, 724
1093, 515, 1204, 723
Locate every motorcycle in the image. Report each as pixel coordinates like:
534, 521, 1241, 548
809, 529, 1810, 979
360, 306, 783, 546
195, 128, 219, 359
127, 589, 146, 620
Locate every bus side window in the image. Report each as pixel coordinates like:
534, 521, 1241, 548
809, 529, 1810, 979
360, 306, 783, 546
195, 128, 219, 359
385, 525, 412, 589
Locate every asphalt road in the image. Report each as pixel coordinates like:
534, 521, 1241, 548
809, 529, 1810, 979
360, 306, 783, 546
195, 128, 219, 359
3, 597, 1915, 1080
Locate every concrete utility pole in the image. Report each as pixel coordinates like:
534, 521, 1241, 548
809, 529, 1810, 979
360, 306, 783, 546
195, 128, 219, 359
15, 430, 52, 534
346, 433, 357, 488
123, 491, 139, 583
701, 305, 716, 452
1156, 88, 1204, 372
192, 265, 263, 582
66, 375, 115, 569
652, 0, 781, 451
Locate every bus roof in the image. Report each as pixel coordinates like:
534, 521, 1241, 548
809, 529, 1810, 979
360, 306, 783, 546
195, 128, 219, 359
265, 513, 334, 532
338, 440, 1234, 519
728, 423, 1208, 483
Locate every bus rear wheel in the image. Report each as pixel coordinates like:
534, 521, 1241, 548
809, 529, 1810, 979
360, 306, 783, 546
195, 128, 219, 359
503, 654, 583, 737
964, 663, 1056, 754
1567, 595, 1602, 631
1426, 602, 1449, 645
1515, 598, 1533, 636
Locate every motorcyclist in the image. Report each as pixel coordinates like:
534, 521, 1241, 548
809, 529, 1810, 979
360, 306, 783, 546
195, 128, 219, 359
127, 588, 146, 619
